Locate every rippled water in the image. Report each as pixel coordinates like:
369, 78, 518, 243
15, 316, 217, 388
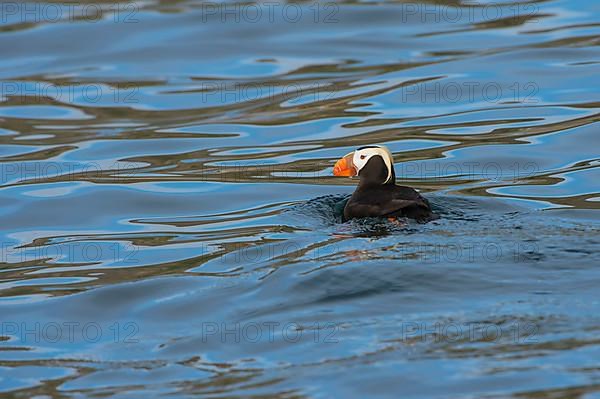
1, 0, 600, 397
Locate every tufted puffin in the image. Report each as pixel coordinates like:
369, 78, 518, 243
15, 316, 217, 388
333, 145, 436, 223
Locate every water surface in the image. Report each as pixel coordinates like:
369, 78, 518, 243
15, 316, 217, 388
1, 0, 600, 397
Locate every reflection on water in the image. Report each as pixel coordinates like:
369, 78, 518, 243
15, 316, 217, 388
1, 0, 599, 397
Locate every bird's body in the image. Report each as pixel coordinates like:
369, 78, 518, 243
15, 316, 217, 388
333, 145, 436, 223
344, 182, 433, 222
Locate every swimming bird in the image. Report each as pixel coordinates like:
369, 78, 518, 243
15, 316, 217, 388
333, 145, 436, 223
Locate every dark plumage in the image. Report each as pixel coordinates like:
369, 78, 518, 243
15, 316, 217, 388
334, 147, 436, 223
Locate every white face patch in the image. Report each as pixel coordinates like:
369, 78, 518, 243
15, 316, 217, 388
352, 145, 394, 184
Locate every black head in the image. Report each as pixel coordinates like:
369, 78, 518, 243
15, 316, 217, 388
352, 146, 396, 186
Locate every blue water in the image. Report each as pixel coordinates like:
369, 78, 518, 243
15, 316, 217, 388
1, 0, 599, 397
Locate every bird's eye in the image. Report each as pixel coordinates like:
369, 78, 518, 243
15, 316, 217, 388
360, 155, 366, 160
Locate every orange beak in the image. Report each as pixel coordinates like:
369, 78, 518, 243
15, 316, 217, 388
333, 153, 357, 177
